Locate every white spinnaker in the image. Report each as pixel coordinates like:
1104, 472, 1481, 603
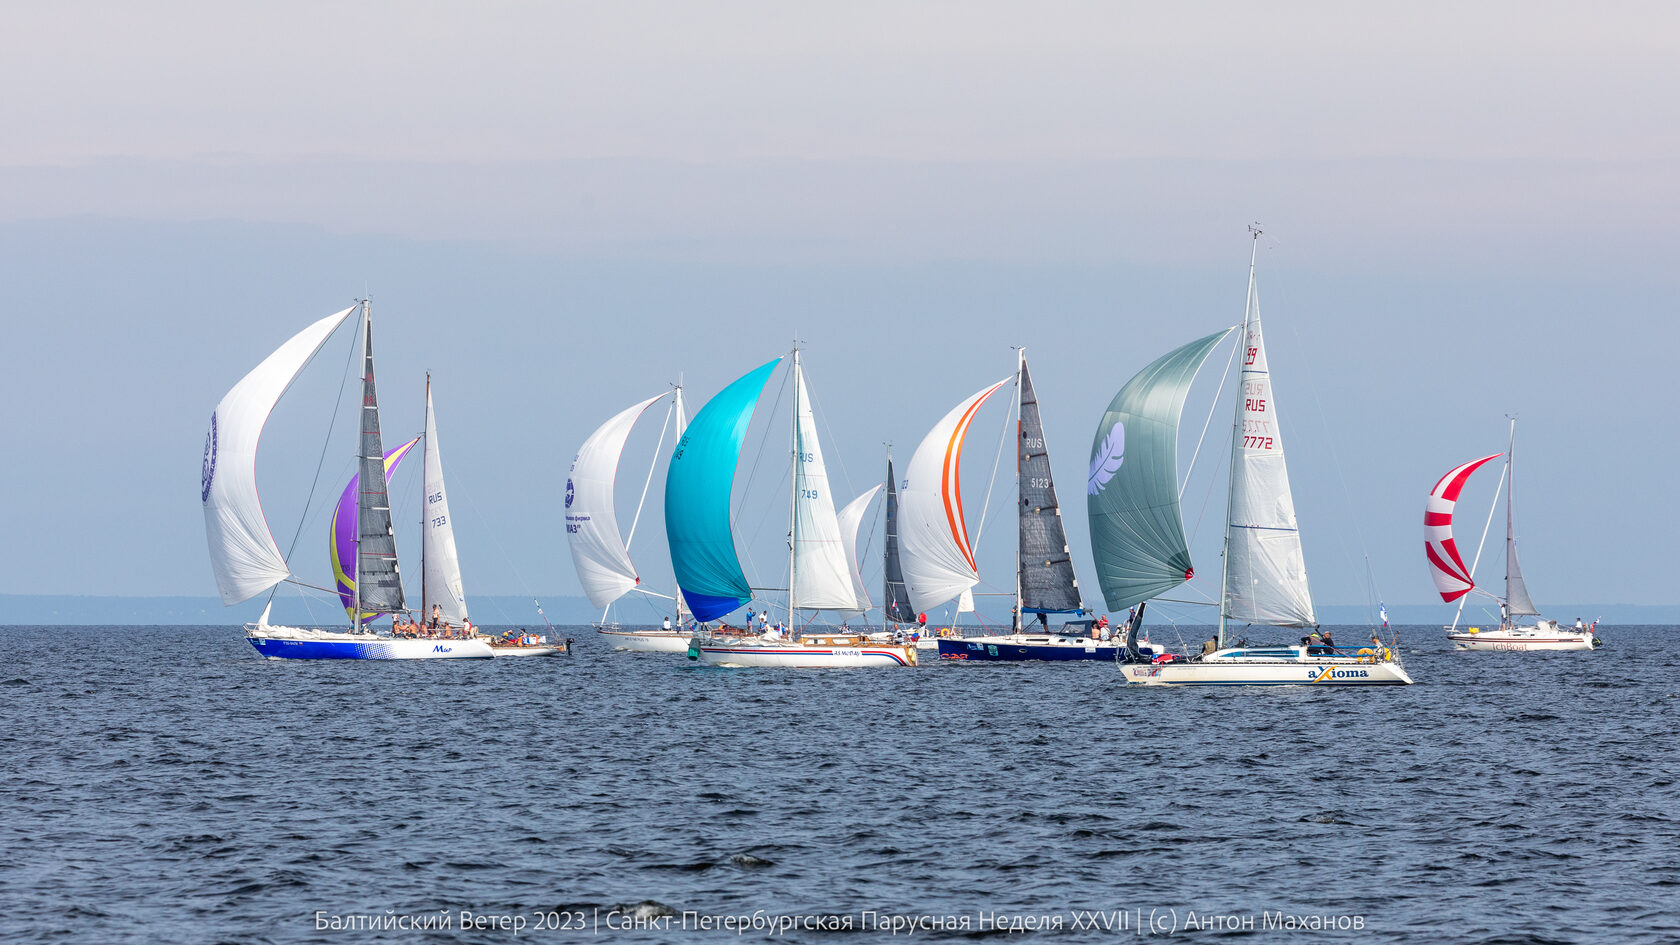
899, 378, 1010, 614
202, 306, 354, 605
836, 485, 882, 613
1223, 309, 1317, 627
421, 383, 468, 624
566, 394, 665, 608
790, 367, 858, 610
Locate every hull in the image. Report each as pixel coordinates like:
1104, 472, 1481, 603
596, 629, 692, 653
1448, 630, 1599, 651
691, 640, 918, 668
1121, 646, 1413, 686
247, 625, 493, 660
488, 644, 567, 657
938, 634, 1121, 662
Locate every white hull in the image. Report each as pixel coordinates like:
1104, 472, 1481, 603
1448, 625, 1599, 651
488, 644, 566, 657
1121, 645, 1413, 686
691, 637, 917, 668
596, 629, 692, 653
247, 623, 494, 660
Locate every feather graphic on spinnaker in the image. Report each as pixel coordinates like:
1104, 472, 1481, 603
1088, 423, 1125, 495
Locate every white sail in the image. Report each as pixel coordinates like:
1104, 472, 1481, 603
421, 380, 468, 624
836, 485, 882, 613
899, 378, 1011, 614
1223, 305, 1317, 628
202, 306, 354, 605
790, 360, 858, 610
566, 393, 665, 608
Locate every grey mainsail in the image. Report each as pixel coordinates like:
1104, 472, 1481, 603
1087, 328, 1232, 612
354, 303, 405, 616
1504, 422, 1540, 616
1017, 359, 1082, 617
882, 457, 915, 624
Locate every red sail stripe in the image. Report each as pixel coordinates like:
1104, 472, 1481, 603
941, 383, 1003, 574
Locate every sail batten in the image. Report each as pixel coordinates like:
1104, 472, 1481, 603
1017, 359, 1082, 615
666, 358, 782, 623
201, 306, 355, 605
1087, 329, 1232, 612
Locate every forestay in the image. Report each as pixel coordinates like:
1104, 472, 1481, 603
1086, 329, 1231, 612
202, 306, 354, 605
666, 358, 781, 623
899, 379, 1010, 614
1222, 308, 1316, 628
566, 393, 666, 608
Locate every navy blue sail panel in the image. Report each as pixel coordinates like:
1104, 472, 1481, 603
664, 358, 781, 623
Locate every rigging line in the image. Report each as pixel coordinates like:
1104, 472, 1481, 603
970, 373, 1018, 558
623, 395, 678, 553
277, 314, 362, 570
802, 369, 855, 502
731, 360, 792, 529
1180, 328, 1242, 499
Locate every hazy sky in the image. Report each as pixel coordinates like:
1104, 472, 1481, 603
0, 3, 1674, 623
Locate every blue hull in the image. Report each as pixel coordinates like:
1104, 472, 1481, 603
937, 638, 1122, 662
246, 636, 491, 660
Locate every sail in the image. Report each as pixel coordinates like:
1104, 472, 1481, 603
1223, 308, 1316, 627
666, 358, 781, 622
882, 458, 915, 623
1087, 329, 1231, 612
1017, 359, 1083, 615
421, 383, 468, 624
353, 311, 405, 615
1424, 453, 1503, 603
1504, 428, 1539, 616
673, 387, 690, 626
566, 393, 666, 608
790, 359, 858, 610
836, 485, 881, 612
899, 378, 1010, 614
201, 306, 354, 605
331, 437, 420, 622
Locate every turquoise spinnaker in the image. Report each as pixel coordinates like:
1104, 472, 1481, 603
665, 357, 782, 622
1087, 328, 1231, 612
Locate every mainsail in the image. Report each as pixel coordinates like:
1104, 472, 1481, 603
1016, 357, 1082, 616
201, 306, 354, 605
1503, 422, 1539, 616
899, 378, 1010, 614
330, 437, 420, 622
353, 306, 405, 616
1221, 302, 1316, 628
882, 457, 914, 623
1424, 453, 1502, 603
1087, 329, 1231, 612
666, 358, 781, 622
566, 393, 666, 608
789, 354, 858, 610
421, 380, 468, 625
836, 485, 882, 613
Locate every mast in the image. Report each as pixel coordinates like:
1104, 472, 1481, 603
353, 300, 365, 632
1218, 226, 1262, 648
421, 371, 429, 622
787, 347, 801, 629
674, 380, 689, 628
1013, 347, 1025, 633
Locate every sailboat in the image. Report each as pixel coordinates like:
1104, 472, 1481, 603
676, 351, 916, 667
1428, 419, 1600, 651
209, 302, 493, 659
565, 386, 692, 652
1098, 230, 1411, 685
937, 351, 1117, 661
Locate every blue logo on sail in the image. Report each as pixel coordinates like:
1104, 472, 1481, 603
1087, 422, 1124, 495
201, 412, 218, 502
565, 478, 575, 508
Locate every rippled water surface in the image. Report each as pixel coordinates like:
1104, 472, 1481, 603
3, 624, 1677, 943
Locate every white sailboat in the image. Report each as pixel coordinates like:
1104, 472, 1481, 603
1107, 229, 1411, 686
1429, 419, 1601, 652
566, 386, 691, 652
215, 302, 492, 659
678, 350, 916, 667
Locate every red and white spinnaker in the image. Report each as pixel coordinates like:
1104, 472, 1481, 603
1424, 453, 1502, 603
